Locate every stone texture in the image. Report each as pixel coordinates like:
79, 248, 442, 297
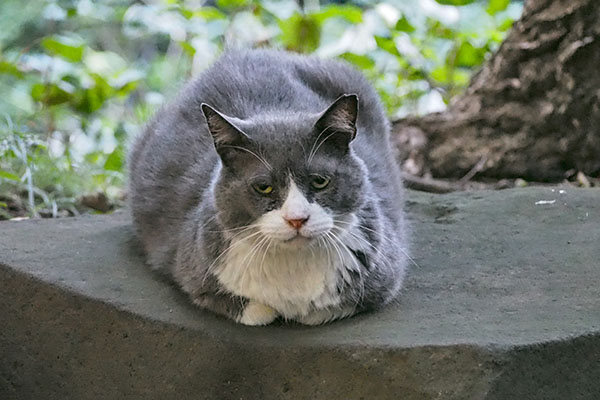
1, 187, 599, 399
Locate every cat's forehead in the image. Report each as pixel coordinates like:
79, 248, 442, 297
226, 111, 346, 177
239, 116, 316, 163
240, 113, 316, 141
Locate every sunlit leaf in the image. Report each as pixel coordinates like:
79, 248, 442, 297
426, 19, 455, 40
452, 69, 471, 86
374, 36, 400, 57
498, 17, 515, 31
338, 53, 375, 70
0, 61, 24, 78
177, 6, 193, 19
0, 170, 20, 181
435, 0, 477, 5
195, 7, 227, 20
487, 0, 510, 15
179, 41, 196, 57
116, 80, 139, 96
431, 66, 450, 84
395, 16, 415, 33
104, 147, 123, 172
41, 36, 85, 62
216, 0, 250, 10
85, 151, 103, 164
279, 13, 321, 53
313, 5, 363, 24
454, 40, 486, 67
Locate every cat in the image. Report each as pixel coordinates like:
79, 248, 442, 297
128, 49, 409, 326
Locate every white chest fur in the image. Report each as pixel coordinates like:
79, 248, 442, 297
215, 238, 348, 318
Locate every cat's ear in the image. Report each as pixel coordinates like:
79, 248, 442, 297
201, 103, 251, 164
313, 94, 359, 150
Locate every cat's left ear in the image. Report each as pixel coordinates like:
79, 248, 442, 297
201, 103, 249, 146
201, 103, 253, 165
313, 94, 359, 149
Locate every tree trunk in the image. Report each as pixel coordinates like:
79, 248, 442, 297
393, 0, 600, 182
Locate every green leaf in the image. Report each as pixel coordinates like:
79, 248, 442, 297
426, 19, 455, 40
0, 170, 20, 181
338, 53, 375, 70
104, 147, 123, 172
195, 7, 226, 20
216, 0, 249, 10
0, 201, 7, 208
115, 80, 139, 97
41, 36, 85, 62
435, 0, 477, 5
454, 40, 486, 67
374, 36, 400, 57
177, 6, 194, 19
31, 83, 72, 106
498, 17, 515, 32
85, 151, 103, 164
487, 0, 510, 15
279, 13, 321, 54
395, 16, 415, 33
72, 74, 114, 114
179, 41, 196, 57
431, 66, 450, 84
0, 61, 24, 78
313, 5, 363, 24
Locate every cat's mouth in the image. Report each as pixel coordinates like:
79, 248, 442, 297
283, 233, 311, 244
280, 231, 322, 247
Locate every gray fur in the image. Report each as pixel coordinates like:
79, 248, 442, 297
128, 49, 409, 324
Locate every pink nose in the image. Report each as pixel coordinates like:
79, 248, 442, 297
285, 217, 308, 229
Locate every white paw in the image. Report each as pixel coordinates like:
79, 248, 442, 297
238, 301, 278, 326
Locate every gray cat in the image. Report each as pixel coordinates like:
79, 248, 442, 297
128, 49, 409, 325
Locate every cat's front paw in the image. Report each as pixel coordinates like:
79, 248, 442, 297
238, 301, 278, 326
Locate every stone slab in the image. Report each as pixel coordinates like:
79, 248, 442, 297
1, 187, 599, 399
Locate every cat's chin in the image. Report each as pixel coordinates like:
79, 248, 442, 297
279, 234, 314, 248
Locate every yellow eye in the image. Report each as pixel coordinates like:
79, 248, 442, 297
311, 175, 330, 190
253, 183, 273, 194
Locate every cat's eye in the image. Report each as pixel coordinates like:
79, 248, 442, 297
253, 183, 273, 195
310, 175, 330, 190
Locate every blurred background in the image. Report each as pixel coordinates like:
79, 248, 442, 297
0, 0, 522, 219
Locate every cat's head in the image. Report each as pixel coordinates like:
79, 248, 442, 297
202, 94, 366, 247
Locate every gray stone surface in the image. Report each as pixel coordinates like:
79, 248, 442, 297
1, 187, 599, 399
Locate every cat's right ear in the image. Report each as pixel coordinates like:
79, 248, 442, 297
201, 103, 251, 164
313, 94, 359, 153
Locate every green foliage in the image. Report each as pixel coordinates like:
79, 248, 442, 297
41, 36, 85, 62
487, 0, 511, 15
435, 0, 477, 5
280, 13, 322, 53
0, 0, 522, 218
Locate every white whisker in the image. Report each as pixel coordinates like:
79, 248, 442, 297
307, 123, 338, 164
308, 130, 340, 165
333, 219, 420, 269
220, 145, 272, 170
327, 230, 365, 307
201, 230, 263, 285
